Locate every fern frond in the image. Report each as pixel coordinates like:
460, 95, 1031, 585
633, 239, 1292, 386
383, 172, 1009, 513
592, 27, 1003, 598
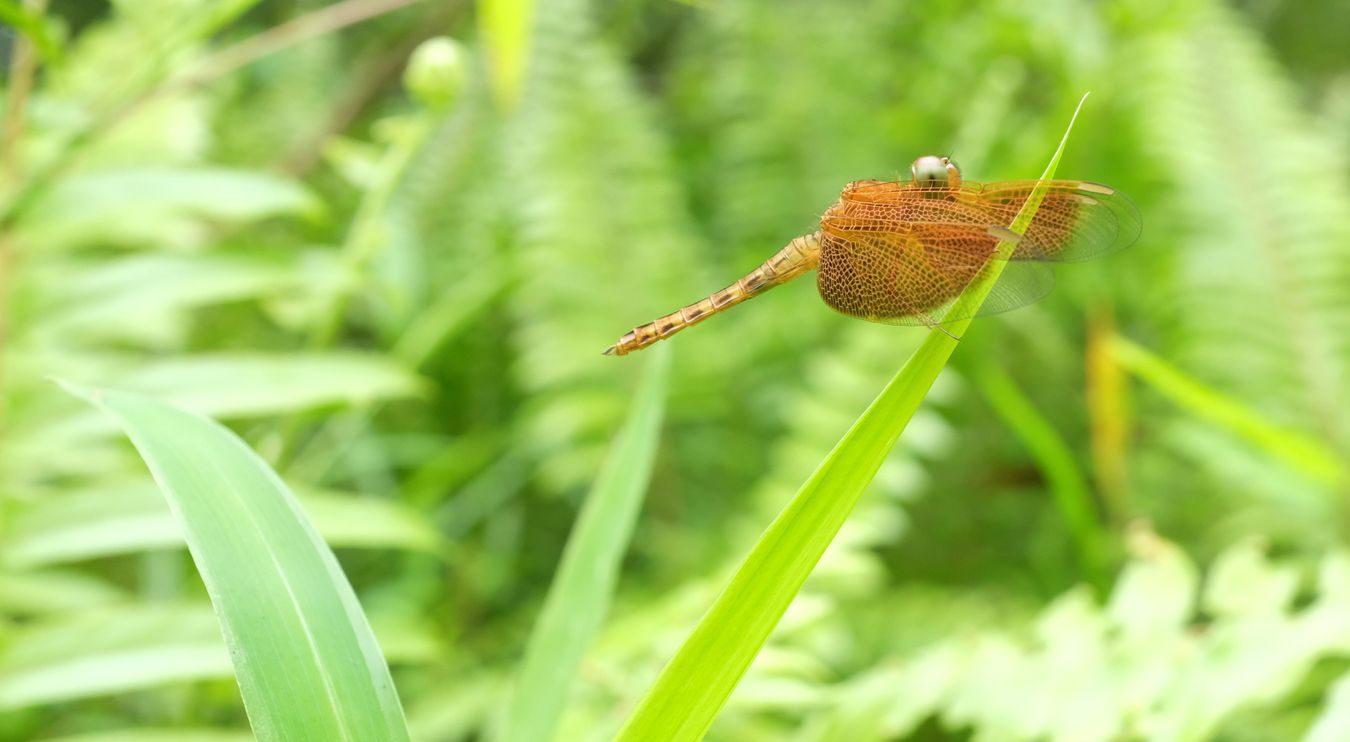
1137, 3, 1350, 455
502, 0, 706, 491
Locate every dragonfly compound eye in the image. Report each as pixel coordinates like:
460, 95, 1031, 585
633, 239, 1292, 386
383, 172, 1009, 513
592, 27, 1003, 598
911, 156, 951, 187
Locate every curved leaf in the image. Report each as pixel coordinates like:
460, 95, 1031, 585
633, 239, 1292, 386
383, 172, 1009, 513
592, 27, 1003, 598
616, 96, 1092, 741
60, 382, 410, 741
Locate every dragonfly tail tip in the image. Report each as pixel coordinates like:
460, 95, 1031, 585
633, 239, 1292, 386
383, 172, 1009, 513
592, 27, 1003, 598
602, 344, 618, 357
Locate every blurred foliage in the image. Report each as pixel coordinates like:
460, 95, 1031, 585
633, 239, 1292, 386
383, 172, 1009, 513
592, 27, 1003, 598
0, 0, 1348, 740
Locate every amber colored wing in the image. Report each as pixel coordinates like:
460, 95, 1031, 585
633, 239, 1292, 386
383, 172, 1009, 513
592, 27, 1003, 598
837, 179, 1141, 262
816, 221, 1053, 326
815, 177, 1138, 325
961, 180, 1142, 262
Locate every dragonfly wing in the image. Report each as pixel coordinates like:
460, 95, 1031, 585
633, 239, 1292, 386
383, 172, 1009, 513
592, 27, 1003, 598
964, 260, 1055, 319
962, 180, 1142, 262
817, 222, 1054, 326
855, 260, 1055, 326
816, 176, 1134, 326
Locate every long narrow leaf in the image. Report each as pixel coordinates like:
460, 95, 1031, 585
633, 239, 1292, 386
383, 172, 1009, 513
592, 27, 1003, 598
973, 363, 1110, 585
3, 485, 445, 568
615, 95, 1092, 741
1111, 334, 1347, 488
478, 0, 533, 110
61, 382, 411, 742
500, 344, 670, 742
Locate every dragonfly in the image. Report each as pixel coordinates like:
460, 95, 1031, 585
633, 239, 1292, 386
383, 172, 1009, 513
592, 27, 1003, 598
603, 155, 1140, 356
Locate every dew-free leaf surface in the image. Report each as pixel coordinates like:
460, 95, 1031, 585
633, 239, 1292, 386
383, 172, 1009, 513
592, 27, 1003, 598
616, 95, 1092, 741
62, 383, 411, 742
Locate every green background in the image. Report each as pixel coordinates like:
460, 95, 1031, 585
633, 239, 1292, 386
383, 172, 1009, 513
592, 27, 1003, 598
2, 0, 1349, 739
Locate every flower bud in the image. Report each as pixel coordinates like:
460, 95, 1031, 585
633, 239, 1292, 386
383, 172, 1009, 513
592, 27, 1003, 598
404, 37, 466, 110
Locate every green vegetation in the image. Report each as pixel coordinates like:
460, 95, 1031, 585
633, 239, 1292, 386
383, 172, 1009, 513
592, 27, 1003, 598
63, 383, 412, 742
2, 1, 1349, 740
615, 99, 1087, 742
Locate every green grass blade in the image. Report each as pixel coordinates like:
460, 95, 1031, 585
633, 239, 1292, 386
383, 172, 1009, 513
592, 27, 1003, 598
972, 363, 1110, 585
59, 382, 411, 742
501, 345, 671, 742
1111, 334, 1348, 488
615, 94, 1092, 742
478, 0, 533, 110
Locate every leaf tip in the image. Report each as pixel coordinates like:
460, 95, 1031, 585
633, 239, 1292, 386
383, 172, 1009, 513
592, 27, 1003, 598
52, 377, 103, 405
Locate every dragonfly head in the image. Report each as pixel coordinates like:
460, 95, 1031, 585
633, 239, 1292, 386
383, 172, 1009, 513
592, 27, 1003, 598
911, 156, 961, 189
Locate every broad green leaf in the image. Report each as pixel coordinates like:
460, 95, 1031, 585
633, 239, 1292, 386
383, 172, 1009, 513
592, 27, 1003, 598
0, 570, 128, 617
0, 604, 232, 711
0, 603, 437, 710
109, 353, 425, 418
29, 167, 317, 223
32, 254, 296, 339
501, 344, 669, 742
61, 384, 411, 741
615, 96, 1093, 741
3, 484, 445, 568
19, 167, 318, 248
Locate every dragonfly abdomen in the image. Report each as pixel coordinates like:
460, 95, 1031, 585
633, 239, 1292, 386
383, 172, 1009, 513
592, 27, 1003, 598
603, 231, 821, 356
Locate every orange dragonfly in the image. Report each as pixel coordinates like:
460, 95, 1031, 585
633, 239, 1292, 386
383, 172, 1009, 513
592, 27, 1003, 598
604, 156, 1140, 356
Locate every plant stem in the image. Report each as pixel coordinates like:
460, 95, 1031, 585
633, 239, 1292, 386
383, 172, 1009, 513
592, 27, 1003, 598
272, 111, 440, 468
177, 0, 425, 94
307, 116, 437, 349
279, 0, 463, 176
1086, 305, 1130, 522
0, 0, 47, 425
0, 0, 44, 180
0, 0, 424, 228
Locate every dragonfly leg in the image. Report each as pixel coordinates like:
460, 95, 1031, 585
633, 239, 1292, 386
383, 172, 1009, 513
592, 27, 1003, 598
932, 322, 962, 341
914, 309, 962, 341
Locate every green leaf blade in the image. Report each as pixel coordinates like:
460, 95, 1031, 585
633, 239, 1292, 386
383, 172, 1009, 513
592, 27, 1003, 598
478, 0, 533, 110
501, 344, 670, 742
1111, 334, 1348, 488
615, 95, 1092, 741
60, 383, 410, 742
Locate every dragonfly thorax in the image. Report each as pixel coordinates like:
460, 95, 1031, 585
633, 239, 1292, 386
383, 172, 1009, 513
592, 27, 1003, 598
911, 155, 961, 189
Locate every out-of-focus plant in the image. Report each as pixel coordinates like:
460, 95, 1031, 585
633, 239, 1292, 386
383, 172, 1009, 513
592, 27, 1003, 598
62, 383, 413, 741
3, 0, 1349, 739
822, 526, 1350, 742
617, 97, 1090, 742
